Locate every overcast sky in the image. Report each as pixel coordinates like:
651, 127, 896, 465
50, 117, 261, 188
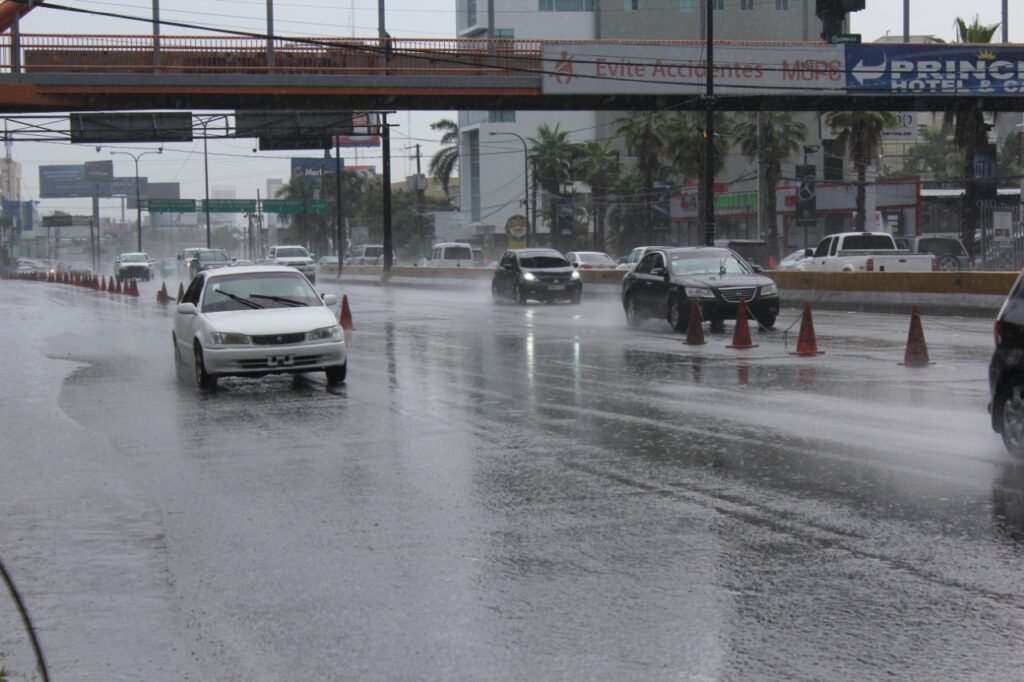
11, 0, 1021, 214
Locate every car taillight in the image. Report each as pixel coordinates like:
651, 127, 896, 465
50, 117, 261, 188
931, 256, 937, 272
866, 258, 874, 272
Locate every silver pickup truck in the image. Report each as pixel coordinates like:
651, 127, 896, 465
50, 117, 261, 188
796, 232, 936, 273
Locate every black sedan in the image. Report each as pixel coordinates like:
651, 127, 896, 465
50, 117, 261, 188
989, 267, 1024, 456
492, 248, 582, 304
621, 247, 780, 332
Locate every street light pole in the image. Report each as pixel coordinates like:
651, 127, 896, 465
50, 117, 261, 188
110, 147, 162, 252
488, 130, 530, 247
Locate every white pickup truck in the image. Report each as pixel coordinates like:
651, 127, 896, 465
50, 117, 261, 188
796, 232, 936, 273
262, 245, 317, 283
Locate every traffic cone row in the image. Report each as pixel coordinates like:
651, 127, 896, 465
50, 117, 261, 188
156, 282, 171, 304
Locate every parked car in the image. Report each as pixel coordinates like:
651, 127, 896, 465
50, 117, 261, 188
419, 242, 474, 267
713, 239, 772, 270
566, 251, 617, 270
796, 232, 935, 273
778, 248, 813, 271
989, 268, 1024, 455
179, 248, 232, 281
172, 265, 347, 390
318, 255, 339, 267
894, 235, 971, 271
492, 248, 582, 304
471, 247, 487, 266
113, 252, 152, 281
616, 245, 670, 271
621, 246, 780, 332
347, 244, 396, 266
262, 245, 317, 283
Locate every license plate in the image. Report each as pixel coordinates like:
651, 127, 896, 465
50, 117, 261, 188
268, 355, 295, 367
548, 284, 565, 291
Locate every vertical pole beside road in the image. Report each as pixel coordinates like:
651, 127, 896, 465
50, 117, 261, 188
703, 0, 715, 247
382, 114, 393, 273
335, 135, 344, 274
152, 0, 161, 70
266, 0, 275, 69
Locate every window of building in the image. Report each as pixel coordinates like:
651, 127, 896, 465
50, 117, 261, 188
539, 0, 595, 11
468, 131, 481, 221
740, 0, 754, 9
494, 28, 514, 38
625, 0, 639, 9
467, 0, 477, 27
680, 0, 696, 10
775, 0, 789, 9
466, 111, 517, 125
822, 139, 844, 181
711, 0, 723, 9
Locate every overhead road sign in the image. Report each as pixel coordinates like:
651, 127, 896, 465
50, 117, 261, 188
846, 44, 1024, 95
200, 199, 258, 213
70, 112, 193, 143
148, 199, 196, 213
261, 199, 304, 214
236, 111, 355, 151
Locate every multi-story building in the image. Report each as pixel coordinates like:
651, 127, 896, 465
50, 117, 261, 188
454, 0, 835, 253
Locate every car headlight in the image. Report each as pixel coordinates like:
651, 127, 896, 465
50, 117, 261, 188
684, 287, 715, 299
210, 332, 250, 345
307, 325, 343, 342
522, 272, 537, 282
570, 270, 581, 280
760, 283, 778, 297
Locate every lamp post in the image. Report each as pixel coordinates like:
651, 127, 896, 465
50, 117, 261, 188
488, 130, 530, 247
110, 147, 163, 252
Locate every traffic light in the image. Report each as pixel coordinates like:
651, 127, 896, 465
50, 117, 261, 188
816, 0, 866, 43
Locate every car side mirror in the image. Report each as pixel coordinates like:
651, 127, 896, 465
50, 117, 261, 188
751, 264, 763, 273
804, 248, 814, 258
650, 266, 665, 277
322, 294, 339, 307
176, 302, 196, 315
503, 263, 514, 271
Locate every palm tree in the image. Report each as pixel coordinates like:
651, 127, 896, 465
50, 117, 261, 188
664, 111, 732, 242
825, 111, 900, 231
275, 174, 328, 254
607, 172, 650, 256
528, 123, 578, 250
615, 111, 670, 244
733, 112, 807, 261
574, 140, 620, 251
428, 118, 459, 202
945, 15, 1001, 256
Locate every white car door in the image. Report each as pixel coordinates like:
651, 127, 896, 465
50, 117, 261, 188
174, 274, 206, 358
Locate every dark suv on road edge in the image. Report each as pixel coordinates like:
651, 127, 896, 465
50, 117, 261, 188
989, 270, 1024, 456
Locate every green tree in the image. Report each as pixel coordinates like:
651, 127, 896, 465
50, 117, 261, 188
733, 112, 807, 260
275, 173, 329, 254
664, 111, 732, 239
615, 111, 670, 244
902, 127, 960, 181
606, 172, 650, 256
945, 14, 1001, 255
428, 118, 459, 202
528, 123, 579, 251
825, 111, 900, 230
574, 140, 620, 251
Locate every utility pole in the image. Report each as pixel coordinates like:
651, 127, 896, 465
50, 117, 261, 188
382, 114, 393, 273
152, 0, 160, 70
413, 143, 425, 258
703, 0, 716, 247
903, 0, 909, 42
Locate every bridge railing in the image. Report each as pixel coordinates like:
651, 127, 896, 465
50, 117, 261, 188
0, 34, 546, 76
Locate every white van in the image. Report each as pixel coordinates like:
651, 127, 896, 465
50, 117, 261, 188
422, 242, 475, 267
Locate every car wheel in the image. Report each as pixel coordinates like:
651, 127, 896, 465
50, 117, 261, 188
173, 334, 183, 373
937, 255, 960, 272
193, 343, 217, 390
1001, 383, 1024, 456
492, 281, 502, 304
624, 295, 642, 329
758, 312, 777, 331
668, 297, 688, 332
514, 283, 527, 305
325, 362, 347, 385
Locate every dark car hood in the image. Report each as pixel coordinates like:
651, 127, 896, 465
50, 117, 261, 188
523, 267, 575, 276
672, 272, 772, 287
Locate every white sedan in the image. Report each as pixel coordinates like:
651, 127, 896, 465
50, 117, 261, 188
172, 265, 347, 390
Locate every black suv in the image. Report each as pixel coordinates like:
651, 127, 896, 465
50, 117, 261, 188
492, 248, 582, 305
990, 271, 1024, 455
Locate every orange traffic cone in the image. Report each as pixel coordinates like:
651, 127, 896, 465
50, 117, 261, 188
157, 282, 169, 304
91, 275, 98, 290
115, 278, 122, 294
790, 301, 824, 356
726, 298, 758, 349
177, 282, 185, 302
900, 304, 933, 367
339, 294, 355, 332
131, 279, 140, 297
685, 298, 706, 345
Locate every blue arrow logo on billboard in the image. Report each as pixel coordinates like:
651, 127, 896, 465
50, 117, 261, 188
850, 54, 888, 85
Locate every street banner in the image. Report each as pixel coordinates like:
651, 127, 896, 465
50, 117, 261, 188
795, 164, 817, 227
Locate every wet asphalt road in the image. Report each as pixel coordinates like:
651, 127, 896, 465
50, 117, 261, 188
1, 276, 1022, 681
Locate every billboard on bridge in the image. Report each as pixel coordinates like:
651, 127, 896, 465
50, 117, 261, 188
542, 44, 845, 95
845, 44, 1024, 95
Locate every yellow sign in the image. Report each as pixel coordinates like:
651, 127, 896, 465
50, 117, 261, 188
506, 214, 527, 249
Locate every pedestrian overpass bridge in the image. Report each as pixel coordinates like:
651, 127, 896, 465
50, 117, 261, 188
0, 34, 1022, 114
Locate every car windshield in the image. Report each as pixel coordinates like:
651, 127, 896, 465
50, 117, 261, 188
670, 252, 751, 276
276, 247, 309, 258
578, 253, 614, 263
443, 246, 472, 260
198, 250, 231, 263
120, 254, 147, 262
201, 272, 321, 312
519, 254, 569, 269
